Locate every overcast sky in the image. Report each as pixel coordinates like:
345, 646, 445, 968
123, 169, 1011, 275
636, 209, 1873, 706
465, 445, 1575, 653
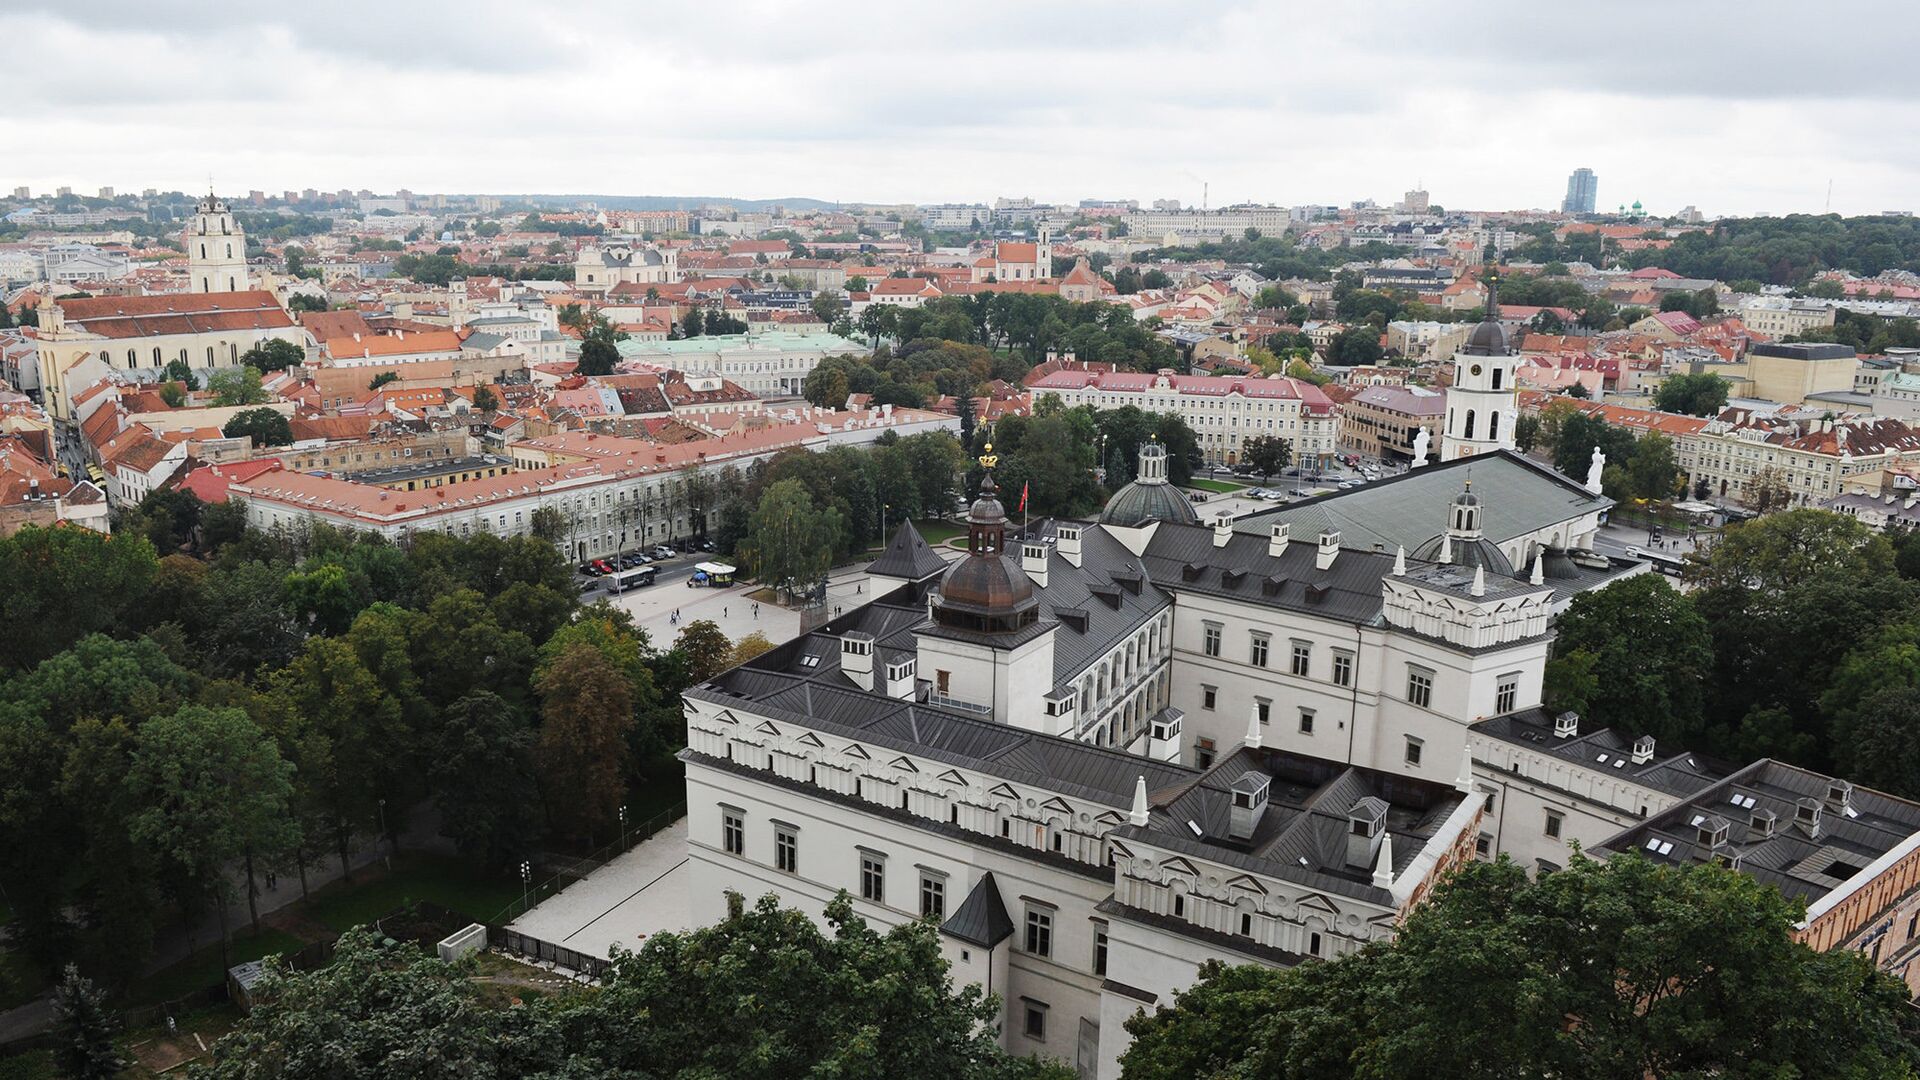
6, 1, 1916, 217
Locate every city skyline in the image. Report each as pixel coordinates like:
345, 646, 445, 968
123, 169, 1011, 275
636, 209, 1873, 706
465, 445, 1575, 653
5, 1, 1917, 217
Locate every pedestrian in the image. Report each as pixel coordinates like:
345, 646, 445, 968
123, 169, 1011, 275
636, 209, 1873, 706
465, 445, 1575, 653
267, 870, 277, 891
724, 606, 729, 618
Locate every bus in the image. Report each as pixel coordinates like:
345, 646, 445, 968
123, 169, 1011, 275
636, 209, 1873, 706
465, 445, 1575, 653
1626, 546, 1687, 577
607, 565, 657, 593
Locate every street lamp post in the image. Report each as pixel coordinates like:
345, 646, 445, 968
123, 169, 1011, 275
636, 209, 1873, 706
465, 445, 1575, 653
520, 860, 532, 916
618, 805, 628, 850
377, 798, 390, 871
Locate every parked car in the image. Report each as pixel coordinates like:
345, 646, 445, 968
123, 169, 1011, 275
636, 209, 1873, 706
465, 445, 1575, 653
577, 563, 597, 576
578, 580, 600, 594
651, 545, 675, 559
592, 559, 614, 575
696, 539, 716, 552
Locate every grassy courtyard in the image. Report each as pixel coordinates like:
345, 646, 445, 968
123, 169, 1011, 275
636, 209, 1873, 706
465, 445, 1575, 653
1186, 477, 1247, 494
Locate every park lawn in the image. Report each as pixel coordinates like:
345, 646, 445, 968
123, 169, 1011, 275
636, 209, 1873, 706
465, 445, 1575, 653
912, 518, 966, 544
126, 927, 304, 1006
0, 1049, 53, 1080
305, 854, 527, 934
1186, 478, 1246, 494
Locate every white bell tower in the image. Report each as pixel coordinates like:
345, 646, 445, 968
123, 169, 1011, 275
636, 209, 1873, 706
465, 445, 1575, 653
187, 193, 249, 294
1442, 271, 1517, 461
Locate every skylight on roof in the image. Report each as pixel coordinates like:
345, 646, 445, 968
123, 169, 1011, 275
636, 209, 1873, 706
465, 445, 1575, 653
1729, 793, 1756, 809
1690, 814, 1706, 827
1187, 820, 1204, 838
1596, 753, 1609, 764
1644, 838, 1675, 856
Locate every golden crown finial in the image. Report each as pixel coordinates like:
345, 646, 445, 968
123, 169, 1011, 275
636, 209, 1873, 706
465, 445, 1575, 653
978, 441, 999, 469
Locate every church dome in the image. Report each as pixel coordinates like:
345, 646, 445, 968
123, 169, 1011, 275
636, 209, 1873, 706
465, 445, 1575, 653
1410, 532, 1514, 578
1099, 439, 1199, 527
1463, 317, 1508, 356
1100, 478, 1199, 527
933, 463, 1039, 634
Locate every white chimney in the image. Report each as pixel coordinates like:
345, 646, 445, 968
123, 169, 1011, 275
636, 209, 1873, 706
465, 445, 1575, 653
883, 657, 916, 700
1020, 541, 1049, 588
1346, 797, 1387, 869
1057, 524, 1082, 567
1227, 772, 1270, 840
1631, 735, 1654, 764
1316, 530, 1340, 571
1268, 522, 1290, 557
1213, 516, 1233, 547
840, 632, 875, 691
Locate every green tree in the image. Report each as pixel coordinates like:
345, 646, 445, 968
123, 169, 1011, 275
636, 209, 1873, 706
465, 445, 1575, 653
472, 385, 499, 412
577, 314, 625, 376
429, 690, 543, 865
674, 619, 734, 684
127, 705, 296, 971
1325, 325, 1382, 366
50, 964, 126, 1080
740, 479, 845, 599
207, 365, 269, 406
1687, 508, 1892, 596
162, 357, 196, 386
223, 406, 293, 448
1551, 575, 1713, 745
1121, 854, 1920, 1080
1654, 371, 1731, 416
1512, 412, 1542, 452
535, 641, 633, 842
810, 288, 846, 324
1624, 430, 1680, 500
1240, 434, 1292, 480
239, 338, 305, 373
158, 381, 186, 407
0, 525, 158, 669
368, 371, 398, 391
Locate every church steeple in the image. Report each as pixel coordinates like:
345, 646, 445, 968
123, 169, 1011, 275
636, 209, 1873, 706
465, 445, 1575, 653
1441, 269, 1517, 462
186, 192, 248, 294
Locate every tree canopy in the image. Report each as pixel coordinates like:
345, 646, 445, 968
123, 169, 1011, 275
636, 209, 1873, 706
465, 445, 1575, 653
1121, 854, 1920, 1080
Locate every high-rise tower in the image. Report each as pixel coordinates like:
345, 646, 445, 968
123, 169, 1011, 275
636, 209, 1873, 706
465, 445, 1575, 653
1562, 168, 1598, 215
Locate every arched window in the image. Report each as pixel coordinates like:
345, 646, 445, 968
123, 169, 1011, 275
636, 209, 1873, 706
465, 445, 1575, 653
1464, 410, 1476, 439
199, 244, 206, 259
206, 347, 214, 366
153, 347, 162, 365
127, 349, 135, 367
1489, 412, 1501, 441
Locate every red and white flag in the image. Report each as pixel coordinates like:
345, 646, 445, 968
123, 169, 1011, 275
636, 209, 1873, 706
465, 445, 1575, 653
1019, 481, 1030, 512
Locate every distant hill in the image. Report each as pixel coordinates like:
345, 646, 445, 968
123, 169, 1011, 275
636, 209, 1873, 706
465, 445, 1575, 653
516, 194, 841, 212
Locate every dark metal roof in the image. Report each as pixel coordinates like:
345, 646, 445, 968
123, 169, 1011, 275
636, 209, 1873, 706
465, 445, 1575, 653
1593, 760, 1920, 904
1139, 522, 1398, 626
866, 521, 950, 582
941, 872, 1014, 948
1232, 450, 1612, 555
1471, 710, 1733, 799
1110, 745, 1468, 905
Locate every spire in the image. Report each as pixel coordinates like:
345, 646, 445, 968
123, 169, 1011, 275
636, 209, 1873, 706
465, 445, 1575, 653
1129, 775, 1149, 827
1393, 544, 1407, 576
1372, 832, 1396, 889
1455, 741, 1475, 793
1244, 704, 1263, 749
1483, 267, 1499, 316
1439, 532, 1453, 564
1471, 565, 1487, 597
1530, 550, 1545, 585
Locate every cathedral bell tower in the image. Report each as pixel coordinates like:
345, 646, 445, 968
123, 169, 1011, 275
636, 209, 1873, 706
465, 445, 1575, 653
1441, 270, 1518, 462
187, 192, 249, 294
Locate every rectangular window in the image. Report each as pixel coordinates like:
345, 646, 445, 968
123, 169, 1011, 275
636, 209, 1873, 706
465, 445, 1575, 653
1249, 633, 1269, 668
921, 875, 946, 920
1496, 673, 1519, 715
1309, 931, 1322, 956
1203, 624, 1222, 658
722, 810, 744, 856
1545, 811, 1563, 839
1299, 708, 1315, 734
1023, 1001, 1048, 1041
1476, 833, 1492, 857
1256, 698, 1271, 726
860, 854, 885, 903
775, 826, 798, 873
1405, 736, 1423, 766
1093, 922, 1109, 976
1025, 908, 1053, 958
1332, 651, 1354, 687
1201, 685, 1217, 710
1406, 666, 1433, 709
1290, 641, 1311, 676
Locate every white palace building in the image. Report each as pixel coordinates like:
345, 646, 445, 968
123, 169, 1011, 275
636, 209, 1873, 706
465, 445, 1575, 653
677, 303, 1920, 1076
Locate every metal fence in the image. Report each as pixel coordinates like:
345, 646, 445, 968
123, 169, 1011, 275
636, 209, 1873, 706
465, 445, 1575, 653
486, 801, 688, 926
487, 929, 613, 982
